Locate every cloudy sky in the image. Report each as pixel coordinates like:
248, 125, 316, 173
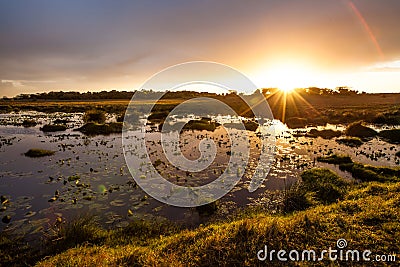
1, 0, 400, 96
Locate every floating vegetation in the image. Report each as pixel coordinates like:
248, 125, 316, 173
336, 137, 363, 147
345, 121, 377, 138
40, 124, 67, 132
75, 122, 123, 135
24, 149, 55, 158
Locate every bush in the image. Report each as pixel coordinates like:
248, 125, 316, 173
83, 109, 106, 124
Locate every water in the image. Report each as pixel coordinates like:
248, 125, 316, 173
0, 112, 399, 238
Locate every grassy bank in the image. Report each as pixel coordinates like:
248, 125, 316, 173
34, 180, 399, 266
1, 162, 398, 266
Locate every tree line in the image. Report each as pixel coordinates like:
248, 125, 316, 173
5, 86, 366, 101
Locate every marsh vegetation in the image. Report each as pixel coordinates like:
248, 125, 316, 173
0, 92, 399, 265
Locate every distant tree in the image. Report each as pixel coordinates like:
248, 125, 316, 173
336, 86, 358, 95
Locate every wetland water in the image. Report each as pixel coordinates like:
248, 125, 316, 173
0, 112, 399, 238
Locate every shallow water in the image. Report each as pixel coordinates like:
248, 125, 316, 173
0, 112, 399, 238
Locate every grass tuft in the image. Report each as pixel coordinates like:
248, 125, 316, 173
83, 109, 106, 124
24, 148, 55, 157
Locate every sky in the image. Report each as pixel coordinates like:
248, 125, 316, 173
1, 0, 400, 96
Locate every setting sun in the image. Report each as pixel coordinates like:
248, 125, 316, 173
252, 62, 321, 93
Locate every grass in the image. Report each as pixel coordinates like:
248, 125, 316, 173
82, 109, 106, 124
345, 121, 377, 139
336, 137, 363, 147
183, 118, 220, 132
35, 179, 400, 266
24, 148, 55, 157
300, 168, 348, 204
75, 122, 123, 135
243, 120, 259, 131
318, 154, 400, 182
316, 154, 353, 165
306, 129, 342, 139
378, 129, 400, 144
40, 124, 67, 132
22, 119, 37, 127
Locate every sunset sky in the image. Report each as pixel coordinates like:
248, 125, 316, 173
1, 0, 400, 96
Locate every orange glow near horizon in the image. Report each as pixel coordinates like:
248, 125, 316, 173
252, 61, 323, 93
